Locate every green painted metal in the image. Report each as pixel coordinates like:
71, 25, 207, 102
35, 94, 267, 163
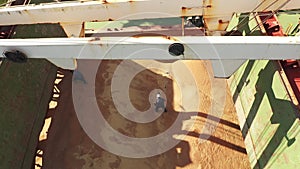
228, 9, 300, 168
226, 13, 264, 36
85, 17, 182, 30
0, 7, 65, 168
277, 9, 300, 36
229, 60, 300, 169
0, 60, 57, 169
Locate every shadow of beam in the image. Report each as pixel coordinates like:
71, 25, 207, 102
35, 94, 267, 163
187, 132, 247, 154
233, 60, 255, 103
197, 112, 241, 130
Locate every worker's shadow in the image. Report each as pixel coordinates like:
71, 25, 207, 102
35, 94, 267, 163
238, 61, 298, 169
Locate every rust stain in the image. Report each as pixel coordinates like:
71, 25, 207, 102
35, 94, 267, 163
203, 0, 214, 16
203, 0, 230, 31
91, 18, 113, 22
162, 36, 178, 42
182, 7, 192, 10
218, 21, 229, 31
204, 18, 229, 31
88, 37, 103, 47
181, 7, 192, 16
218, 19, 229, 24
132, 33, 162, 38
181, 8, 186, 16
88, 37, 101, 42
181, 6, 193, 16
131, 34, 178, 41
217, 23, 222, 31
164, 36, 171, 40
23, 9, 29, 15
23, 9, 32, 16
102, 0, 109, 4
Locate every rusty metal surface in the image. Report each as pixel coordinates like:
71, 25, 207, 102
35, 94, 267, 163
0, 0, 299, 31
0, 0, 203, 26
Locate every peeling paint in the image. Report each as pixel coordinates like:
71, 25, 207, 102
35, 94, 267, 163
218, 19, 229, 24
182, 6, 192, 10
88, 37, 101, 42
162, 35, 178, 42
0, 0, 299, 28
181, 6, 192, 16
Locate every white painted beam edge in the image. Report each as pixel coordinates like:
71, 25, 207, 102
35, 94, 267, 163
0, 36, 299, 60
0, 0, 203, 26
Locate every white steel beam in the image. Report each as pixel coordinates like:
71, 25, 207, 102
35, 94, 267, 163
0, 0, 299, 31
0, 36, 299, 60
0, 0, 203, 26
211, 59, 247, 78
